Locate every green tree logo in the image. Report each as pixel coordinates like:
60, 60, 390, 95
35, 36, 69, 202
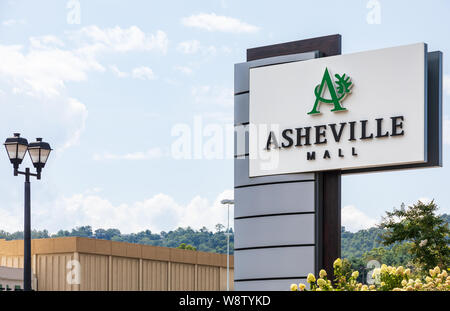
308, 67, 353, 115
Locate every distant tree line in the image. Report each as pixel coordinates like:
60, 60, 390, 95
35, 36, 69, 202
0, 224, 234, 254
1, 212, 447, 266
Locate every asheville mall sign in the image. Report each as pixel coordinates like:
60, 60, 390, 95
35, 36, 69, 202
249, 43, 434, 177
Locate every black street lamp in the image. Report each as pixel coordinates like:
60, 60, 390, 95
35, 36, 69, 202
4, 133, 52, 291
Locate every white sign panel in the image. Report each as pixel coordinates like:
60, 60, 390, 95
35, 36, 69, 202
249, 43, 426, 177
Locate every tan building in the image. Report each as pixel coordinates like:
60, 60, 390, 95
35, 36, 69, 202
0, 237, 234, 291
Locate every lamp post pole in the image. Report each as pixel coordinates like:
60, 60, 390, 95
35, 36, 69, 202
4, 134, 52, 291
220, 199, 234, 291
226, 203, 230, 291
23, 168, 31, 291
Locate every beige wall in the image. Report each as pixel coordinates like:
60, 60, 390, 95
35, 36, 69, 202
80, 253, 109, 291
142, 259, 168, 290
0, 237, 234, 291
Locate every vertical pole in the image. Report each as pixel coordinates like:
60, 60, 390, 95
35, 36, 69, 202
226, 204, 230, 291
167, 261, 171, 291
24, 168, 31, 291
139, 258, 143, 291
319, 170, 341, 280
108, 255, 112, 291
194, 264, 198, 291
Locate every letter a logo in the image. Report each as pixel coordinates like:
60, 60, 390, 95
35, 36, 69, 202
308, 68, 353, 115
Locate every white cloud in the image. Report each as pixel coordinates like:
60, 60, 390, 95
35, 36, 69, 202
2, 19, 26, 27
30, 35, 64, 49
181, 13, 259, 33
0, 43, 103, 98
110, 65, 129, 78
342, 205, 377, 232
0, 208, 22, 232
93, 147, 163, 161
0, 189, 234, 234
0, 25, 167, 152
132, 66, 156, 80
0, 38, 96, 150
56, 97, 88, 151
76, 26, 168, 54
192, 85, 233, 107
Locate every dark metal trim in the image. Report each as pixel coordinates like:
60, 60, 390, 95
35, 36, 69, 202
235, 211, 315, 220
235, 276, 308, 282
234, 179, 315, 189
247, 34, 341, 61
234, 122, 249, 127
234, 153, 249, 159
318, 170, 341, 280
234, 244, 315, 251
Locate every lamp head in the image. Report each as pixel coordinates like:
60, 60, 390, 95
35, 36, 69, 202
27, 138, 52, 173
4, 133, 28, 170
221, 199, 234, 205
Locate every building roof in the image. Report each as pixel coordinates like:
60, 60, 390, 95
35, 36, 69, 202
0, 237, 233, 268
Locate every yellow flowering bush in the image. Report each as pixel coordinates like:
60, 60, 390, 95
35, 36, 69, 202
290, 258, 450, 291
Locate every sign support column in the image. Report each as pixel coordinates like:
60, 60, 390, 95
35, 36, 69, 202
234, 34, 342, 290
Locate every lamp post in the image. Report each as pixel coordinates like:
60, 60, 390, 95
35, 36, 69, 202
220, 199, 234, 291
4, 133, 52, 291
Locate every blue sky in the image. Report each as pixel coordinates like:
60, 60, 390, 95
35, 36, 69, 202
0, 0, 449, 233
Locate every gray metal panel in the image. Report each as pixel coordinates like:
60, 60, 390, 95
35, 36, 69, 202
235, 278, 307, 291
235, 181, 315, 218
233, 46, 321, 290
235, 214, 315, 249
234, 93, 249, 125
234, 246, 315, 280
234, 156, 315, 188
234, 51, 319, 94
234, 124, 249, 157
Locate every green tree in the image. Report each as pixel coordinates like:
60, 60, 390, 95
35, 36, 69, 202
2, 224, 234, 254
215, 224, 225, 233
177, 243, 196, 251
379, 200, 450, 272
70, 226, 93, 237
